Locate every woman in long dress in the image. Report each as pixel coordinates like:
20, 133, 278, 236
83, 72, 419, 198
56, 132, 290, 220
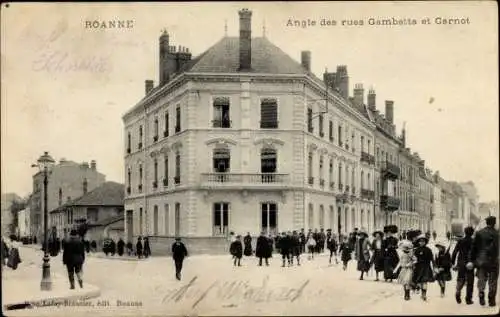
370, 231, 385, 281
394, 240, 417, 300
355, 230, 371, 280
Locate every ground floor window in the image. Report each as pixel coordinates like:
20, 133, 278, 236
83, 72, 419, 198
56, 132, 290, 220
319, 205, 325, 229
308, 203, 314, 230
153, 205, 159, 235
164, 204, 169, 235
139, 208, 143, 236
261, 202, 277, 236
329, 206, 335, 232
174, 203, 180, 236
213, 202, 229, 236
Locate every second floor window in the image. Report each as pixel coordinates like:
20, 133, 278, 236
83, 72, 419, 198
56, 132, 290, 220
338, 125, 343, 146
338, 162, 342, 185
153, 117, 159, 140
164, 112, 169, 137
213, 97, 230, 128
175, 151, 181, 184
127, 168, 131, 188
153, 158, 158, 183
213, 148, 230, 173
329, 120, 333, 141
361, 136, 365, 153
58, 188, 62, 206
127, 132, 131, 153
307, 108, 313, 133
319, 114, 324, 137
329, 159, 334, 184
164, 156, 169, 185
139, 164, 143, 185
138, 125, 143, 149
175, 106, 181, 133
319, 156, 324, 180
260, 98, 278, 129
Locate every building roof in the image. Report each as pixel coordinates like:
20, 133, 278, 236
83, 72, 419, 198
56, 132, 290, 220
184, 36, 308, 74
51, 182, 124, 212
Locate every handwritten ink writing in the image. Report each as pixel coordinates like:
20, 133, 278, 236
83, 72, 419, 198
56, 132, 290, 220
32, 50, 110, 73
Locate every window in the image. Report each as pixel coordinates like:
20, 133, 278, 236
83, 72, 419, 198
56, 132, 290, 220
367, 173, 371, 190
351, 168, 355, 191
58, 188, 62, 206
164, 112, 169, 137
361, 136, 365, 153
139, 208, 143, 235
367, 140, 371, 155
338, 162, 342, 187
319, 114, 324, 137
163, 156, 169, 186
319, 205, 325, 229
127, 132, 131, 153
83, 178, 88, 194
139, 125, 143, 149
307, 108, 313, 133
360, 209, 365, 230
351, 208, 356, 231
329, 120, 333, 141
138, 164, 143, 191
261, 148, 277, 174
87, 208, 98, 223
260, 98, 278, 129
338, 124, 343, 146
329, 159, 334, 188
345, 165, 349, 190
213, 202, 229, 236
174, 203, 180, 236
153, 117, 159, 141
153, 158, 158, 188
319, 156, 324, 186
361, 171, 364, 189
262, 203, 278, 236
330, 206, 335, 231
308, 151, 313, 185
175, 106, 181, 133
213, 148, 230, 173
153, 205, 159, 235
175, 151, 181, 184
164, 204, 170, 235
213, 97, 231, 128
351, 132, 355, 152
127, 168, 131, 191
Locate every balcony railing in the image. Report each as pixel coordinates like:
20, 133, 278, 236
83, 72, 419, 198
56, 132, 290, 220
308, 177, 314, 185
382, 161, 401, 180
212, 119, 232, 128
320, 179, 325, 187
361, 188, 375, 200
201, 173, 290, 185
380, 194, 400, 211
360, 151, 375, 165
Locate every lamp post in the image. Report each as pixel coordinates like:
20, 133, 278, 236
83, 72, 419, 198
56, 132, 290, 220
32, 151, 55, 291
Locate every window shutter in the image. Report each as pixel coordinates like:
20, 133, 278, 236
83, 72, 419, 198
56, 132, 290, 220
260, 98, 278, 128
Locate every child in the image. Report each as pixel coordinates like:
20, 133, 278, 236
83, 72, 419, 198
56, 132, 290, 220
434, 241, 452, 297
339, 236, 352, 270
413, 234, 436, 301
394, 240, 417, 300
306, 234, 316, 260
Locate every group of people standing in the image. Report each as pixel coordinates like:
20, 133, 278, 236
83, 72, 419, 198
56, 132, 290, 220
101, 237, 152, 258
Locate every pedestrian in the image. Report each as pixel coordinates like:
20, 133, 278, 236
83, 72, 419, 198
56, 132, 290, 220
355, 229, 371, 280
469, 216, 499, 307
339, 236, 352, 270
370, 230, 385, 281
243, 232, 253, 257
256, 231, 271, 266
299, 229, 306, 254
349, 228, 359, 252
451, 226, 475, 305
279, 232, 292, 267
171, 237, 188, 280
117, 238, 125, 256
412, 233, 436, 301
327, 232, 339, 265
291, 230, 301, 266
446, 231, 451, 241
126, 241, 133, 256
62, 229, 85, 289
143, 237, 151, 258
230, 235, 243, 266
1, 237, 9, 268
110, 239, 116, 256
306, 233, 316, 260
432, 231, 437, 241
91, 240, 97, 252
383, 225, 400, 282
136, 236, 143, 259
393, 240, 417, 301
434, 240, 452, 297
319, 228, 326, 253
6, 239, 21, 270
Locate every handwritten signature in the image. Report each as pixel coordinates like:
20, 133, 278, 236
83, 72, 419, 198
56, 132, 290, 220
32, 50, 111, 73
161, 275, 310, 308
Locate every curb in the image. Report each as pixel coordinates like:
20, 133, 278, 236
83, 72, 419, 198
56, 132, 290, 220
87, 253, 146, 261
3, 287, 101, 311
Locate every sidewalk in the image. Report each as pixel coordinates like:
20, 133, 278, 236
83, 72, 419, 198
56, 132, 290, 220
2, 260, 101, 311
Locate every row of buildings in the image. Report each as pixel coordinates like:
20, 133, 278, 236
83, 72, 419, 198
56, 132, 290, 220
120, 8, 496, 253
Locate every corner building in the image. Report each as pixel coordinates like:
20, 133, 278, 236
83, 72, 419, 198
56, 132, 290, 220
123, 9, 378, 254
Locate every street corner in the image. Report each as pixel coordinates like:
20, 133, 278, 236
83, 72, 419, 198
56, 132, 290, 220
2, 274, 101, 312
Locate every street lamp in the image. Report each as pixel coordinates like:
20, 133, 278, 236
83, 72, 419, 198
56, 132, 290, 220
32, 151, 55, 291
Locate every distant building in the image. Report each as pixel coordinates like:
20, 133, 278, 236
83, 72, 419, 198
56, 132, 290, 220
50, 181, 125, 243
459, 181, 479, 225
417, 164, 433, 233
477, 201, 499, 229
17, 207, 31, 237
31, 158, 106, 242
1, 193, 21, 236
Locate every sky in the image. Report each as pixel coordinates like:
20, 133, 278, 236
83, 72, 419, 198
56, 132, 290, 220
1, 2, 498, 201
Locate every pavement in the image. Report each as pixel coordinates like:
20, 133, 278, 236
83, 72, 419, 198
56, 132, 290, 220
2, 245, 499, 316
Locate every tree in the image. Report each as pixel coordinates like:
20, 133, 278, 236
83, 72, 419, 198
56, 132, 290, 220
9, 199, 26, 236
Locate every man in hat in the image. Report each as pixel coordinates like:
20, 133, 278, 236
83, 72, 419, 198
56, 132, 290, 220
171, 237, 188, 280
451, 226, 475, 305
62, 229, 85, 289
469, 216, 499, 307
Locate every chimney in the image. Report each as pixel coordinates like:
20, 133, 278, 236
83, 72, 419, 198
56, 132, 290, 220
385, 100, 394, 123
301, 51, 311, 72
159, 30, 170, 85
238, 8, 252, 71
145, 80, 154, 95
353, 83, 364, 107
90, 160, 96, 170
335, 65, 349, 100
367, 89, 376, 110
323, 72, 337, 91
